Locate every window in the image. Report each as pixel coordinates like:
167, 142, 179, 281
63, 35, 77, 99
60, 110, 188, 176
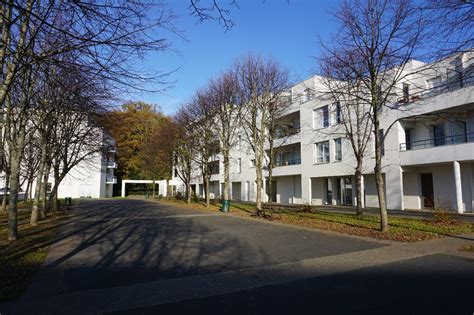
237, 135, 242, 150
237, 158, 242, 173
432, 124, 445, 146
209, 141, 220, 156
174, 168, 178, 177
334, 102, 342, 124
452, 120, 467, 144
315, 141, 330, 164
208, 161, 220, 175
334, 138, 342, 161
378, 129, 385, 156
313, 106, 329, 129
427, 76, 442, 92
250, 159, 256, 167
404, 128, 412, 150
403, 83, 410, 102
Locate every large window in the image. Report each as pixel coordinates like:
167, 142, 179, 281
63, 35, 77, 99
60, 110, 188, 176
378, 129, 385, 156
334, 138, 342, 161
432, 124, 445, 146
208, 161, 220, 175
237, 158, 242, 173
315, 141, 330, 164
313, 106, 329, 129
334, 102, 342, 124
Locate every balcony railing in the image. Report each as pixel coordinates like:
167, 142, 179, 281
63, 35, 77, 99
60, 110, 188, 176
275, 157, 301, 167
274, 126, 300, 139
106, 176, 117, 184
400, 132, 474, 151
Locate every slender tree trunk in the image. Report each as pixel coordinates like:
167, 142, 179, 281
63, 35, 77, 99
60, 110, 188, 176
223, 149, 230, 201
186, 181, 191, 204
205, 176, 210, 207
355, 161, 363, 215
255, 152, 263, 213
31, 144, 47, 225
7, 149, 21, 241
152, 178, 156, 198
374, 118, 388, 232
42, 160, 51, 214
1, 172, 9, 212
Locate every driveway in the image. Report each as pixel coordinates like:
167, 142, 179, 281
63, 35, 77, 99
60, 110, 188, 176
2, 199, 473, 314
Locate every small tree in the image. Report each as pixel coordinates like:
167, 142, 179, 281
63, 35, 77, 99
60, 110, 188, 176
235, 54, 289, 214
207, 70, 242, 205
173, 109, 198, 204
321, 0, 426, 231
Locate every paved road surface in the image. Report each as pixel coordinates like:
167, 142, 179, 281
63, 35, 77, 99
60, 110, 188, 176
1, 199, 473, 314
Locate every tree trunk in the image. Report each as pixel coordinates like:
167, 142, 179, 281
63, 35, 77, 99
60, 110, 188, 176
186, 181, 191, 204
374, 119, 388, 232
255, 158, 263, 213
205, 177, 210, 207
42, 160, 51, 214
223, 149, 230, 201
355, 162, 363, 215
7, 150, 21, 241
31, 144, 47, 225
152, 179, 156, 198
1, 173, 9, 212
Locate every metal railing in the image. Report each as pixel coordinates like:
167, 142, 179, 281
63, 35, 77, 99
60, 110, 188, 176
275, 157, 301, 167
400, 132, 474, 151
106, 176, 117, 183
274, 126, 300, 139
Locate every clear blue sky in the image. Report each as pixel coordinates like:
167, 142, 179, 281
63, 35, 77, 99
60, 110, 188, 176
132, 0, 339, 115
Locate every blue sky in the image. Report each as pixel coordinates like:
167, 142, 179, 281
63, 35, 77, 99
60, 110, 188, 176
132, 0, 339, 115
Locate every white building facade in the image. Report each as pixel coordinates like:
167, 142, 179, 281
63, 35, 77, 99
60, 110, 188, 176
173, 51, 474, 213
0, 133, 117, 201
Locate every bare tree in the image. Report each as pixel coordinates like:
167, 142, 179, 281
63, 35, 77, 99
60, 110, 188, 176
319, 60, 373, 215
1, 1, 177, 240
422, 0, 474, 58
235, 54, 289, 214
173, 108, 198, 204
186, 92, 220, 207
321, 0, 426, 231
207, 70, 242, 208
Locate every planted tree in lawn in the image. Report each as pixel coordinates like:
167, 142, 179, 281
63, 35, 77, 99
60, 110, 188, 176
320, 54, 373, 215
207, 70, 242, 207
173, 108, 198, 204
186, 92, 220, 207
235, 54, 289, 214
321, 0, 426, 231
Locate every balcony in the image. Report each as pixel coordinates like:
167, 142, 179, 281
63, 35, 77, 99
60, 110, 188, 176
106, 176, 117, 184
400, 133, 474, 151
107, 161, 117, 169
275, 157, 301, 167
399, 133, 474, 165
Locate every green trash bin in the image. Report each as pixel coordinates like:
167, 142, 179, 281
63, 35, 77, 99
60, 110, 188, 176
221, 199, 231, 212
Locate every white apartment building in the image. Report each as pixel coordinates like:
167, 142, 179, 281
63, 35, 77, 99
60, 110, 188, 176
172, 51, 474, 213
0, 132, 117, 201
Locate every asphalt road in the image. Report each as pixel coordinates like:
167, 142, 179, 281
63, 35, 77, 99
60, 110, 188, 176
33, 199, 383, 294
3, 199, 473, 314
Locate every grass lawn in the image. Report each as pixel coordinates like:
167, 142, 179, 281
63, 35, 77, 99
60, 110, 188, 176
158, 199, 474, 242
0, 207, 67, 302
